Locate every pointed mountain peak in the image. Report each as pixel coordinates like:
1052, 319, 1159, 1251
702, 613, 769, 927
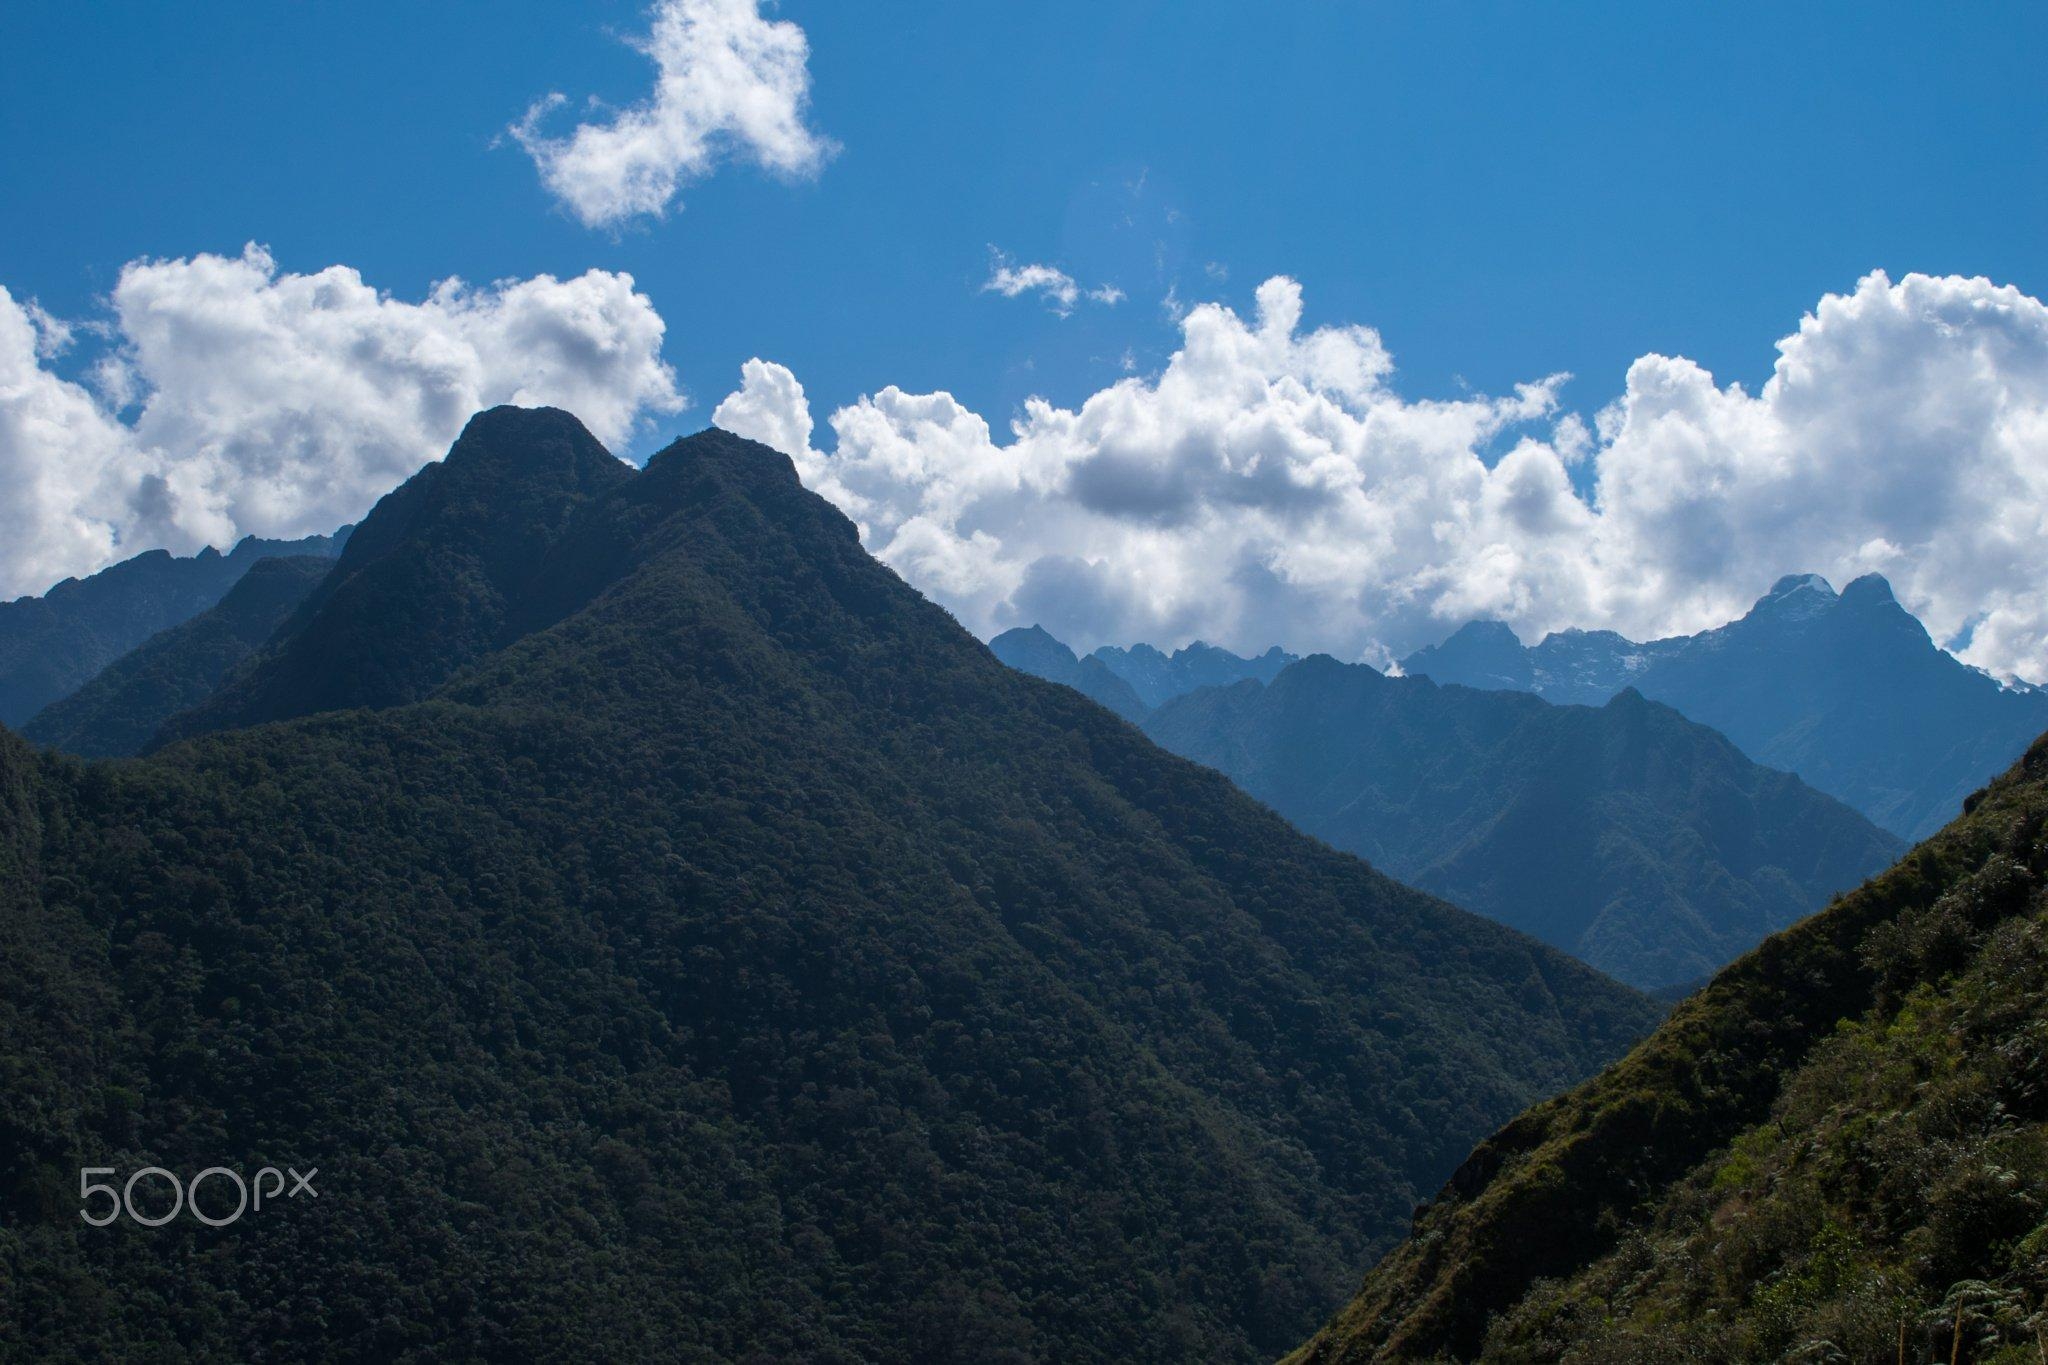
1449, 619, 1526, 647
440, 405, 623, 486
1761, 572, 1837, 602
1840, 572, 1898, 608
989, 624, 1079, 667
1743, 573, 1839, 623
644, 426, 803, 489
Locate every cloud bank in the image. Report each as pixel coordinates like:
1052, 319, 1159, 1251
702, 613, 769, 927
514, 0, 834, 228
0, 245, 682, 600
716, 271, 2048, 684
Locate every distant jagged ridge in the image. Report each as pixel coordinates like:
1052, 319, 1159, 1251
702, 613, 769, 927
21, 556, 334, 758
0, 528, 349, 727
987, 626, 1148, 722
1403, 573, 2048, 840
988, 628, 1298, 717
1091, 640, 1300, 711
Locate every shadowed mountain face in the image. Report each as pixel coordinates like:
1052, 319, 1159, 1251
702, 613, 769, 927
153, 406, 632, 746
0, 529, 348, 727
1403, 574, 2048, 840
21, 555, 334, 758
0, 408, 1658, 1363
1291, 734, 2048, 1365
1141, 657, 1903, 991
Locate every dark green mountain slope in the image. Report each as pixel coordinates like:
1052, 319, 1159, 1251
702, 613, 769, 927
21, 556, 332, 757
1404, 575, 2048, 840
0, 410, 1657, 1363
0, 529, 347, 727
1142, 659, 1903, 991
989, 625, 1149, 721
154, 406, 631, 746
1290, 732, 2048, 1364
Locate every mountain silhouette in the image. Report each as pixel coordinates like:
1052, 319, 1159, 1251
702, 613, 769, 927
0, 408, 1656, 1363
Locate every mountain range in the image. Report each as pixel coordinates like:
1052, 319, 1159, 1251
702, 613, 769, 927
0, 409, 1658, 1363
1141, 657, 1904, 991
1292, 728, 2048, 1363
990, 628, 1297, 716
1404, 572, 2048, 840
0, 528, 348, 729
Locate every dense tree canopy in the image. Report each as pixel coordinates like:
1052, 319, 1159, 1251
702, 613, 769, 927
0, 410, 1657, 1363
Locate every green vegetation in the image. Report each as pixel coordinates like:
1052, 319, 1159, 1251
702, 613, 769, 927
1141, 658, 1903, 992
1291, 733, 2048, 1363
21, 555, 331, 757
0, 410, 1658, 1362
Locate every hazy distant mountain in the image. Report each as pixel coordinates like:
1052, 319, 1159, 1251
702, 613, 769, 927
1403, 573, 2048, 839
1292, 732, 2048, 1365
21, 556, 333, 758
1092, 640, 1299, 710
988, 625, 1148, 721
0, 529, 349, 727
1144, 657, 1903, 990
2, 409, 1656, 1362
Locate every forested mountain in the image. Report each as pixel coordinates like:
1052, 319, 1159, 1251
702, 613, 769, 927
21, 556, 332, 758
0, 529, 348, 727
1090, 640, 1300, 711
1290, 732, 2048, 1364
1403, 573, 2048, 840
0, 408, 1658, 1363
988, 625, 1148, 721
154, 407, 631, 746
1141, 657, 1902, 991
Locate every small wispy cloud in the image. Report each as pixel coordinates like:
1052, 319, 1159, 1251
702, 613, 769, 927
512, 0, 837, 229
982, 249, 1124, 317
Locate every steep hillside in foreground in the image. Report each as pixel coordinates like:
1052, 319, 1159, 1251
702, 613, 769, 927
1403, 574, 2048, 841
0, 529, 348, 727
1144, 659, 1903, 991
1291, 732, 2048, 1364
0, 410, 1657, 1364
21, 556, 332, 757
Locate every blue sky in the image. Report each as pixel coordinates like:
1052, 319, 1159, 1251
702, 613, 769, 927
6, 2, 2048, 677
7, 1, 2042, 447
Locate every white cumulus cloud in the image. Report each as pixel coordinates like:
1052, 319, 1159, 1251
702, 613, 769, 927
718, 270, 2048, 684
513, 0, 835, 229
0, 244, 683, 600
